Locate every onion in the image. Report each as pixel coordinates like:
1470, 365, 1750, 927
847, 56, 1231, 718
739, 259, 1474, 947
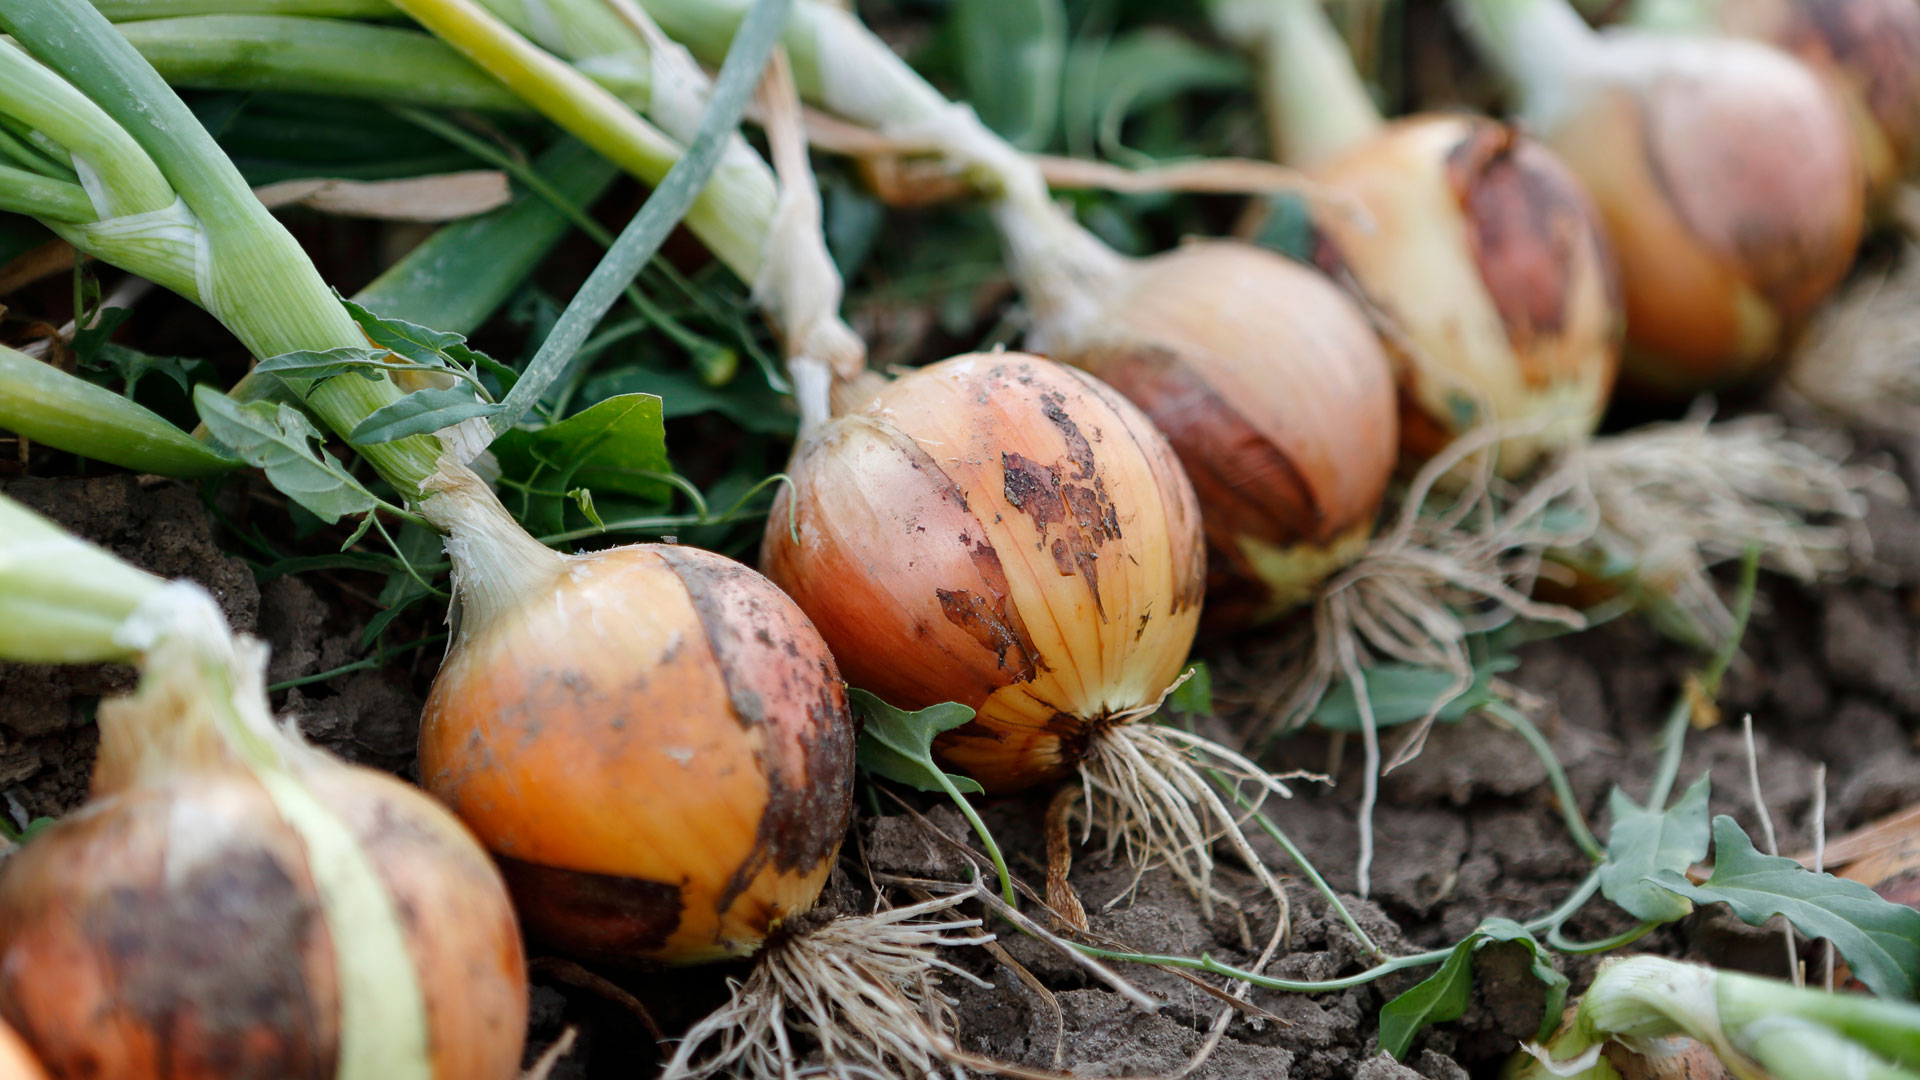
0, 508, 526, 1080
0, 1021, 45, 1080
1636, 0, 1920, 211
763, 352, 1205, 793
1457, 0, 1864, 395
1300, 117, 1619, 471
1217, 0, 1621, 475
417, 467, 855, 965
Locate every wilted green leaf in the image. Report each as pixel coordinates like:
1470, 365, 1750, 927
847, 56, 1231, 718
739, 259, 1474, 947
1600, 774, 1711, 923
1379, 918, 1566, 1060
1653, 816, 1920, 1000
348, 386, 503, 445
492, 393, 671, 501
195, 387, 381, 524
850, 689, 983, 796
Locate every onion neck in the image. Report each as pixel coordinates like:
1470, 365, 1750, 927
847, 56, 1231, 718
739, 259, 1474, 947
988, 162, 1132, 355
1213, 0, 1386, 166
1455, 0, 1605, 128
419, 461, 566, 644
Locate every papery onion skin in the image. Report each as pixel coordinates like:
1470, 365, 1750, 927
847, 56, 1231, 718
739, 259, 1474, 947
1542, 37, 1863, 395
763, 353, 1205, 793
1306, 116, 1621, 472
0, 763, 526, 1080
419, 544, 854, 966
1054, 243, 1399, 626
1712, 0, 1920, 209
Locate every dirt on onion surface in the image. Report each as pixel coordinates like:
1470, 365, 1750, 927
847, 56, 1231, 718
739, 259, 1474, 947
2, 403, 1917, 1080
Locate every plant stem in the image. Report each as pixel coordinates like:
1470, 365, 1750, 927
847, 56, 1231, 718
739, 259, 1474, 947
383, 0, 774, 283
0, 163, 94, 221
1453, 0, 1602, 122
0, 0, 446, 496
0, 42, 175, 216
93, 0, 395, 17
482, 0, 791, 436
0, 345, 238, 476
934, 771, 1016, 907
1211, 0, 1385, 166
0, 495, 169, 663
116, 14, 526, 111
1486, 699, 1606, 861
1628, 0, 1717, 32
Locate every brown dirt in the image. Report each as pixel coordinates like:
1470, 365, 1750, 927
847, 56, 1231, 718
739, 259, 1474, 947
1, 419, 1915, 1080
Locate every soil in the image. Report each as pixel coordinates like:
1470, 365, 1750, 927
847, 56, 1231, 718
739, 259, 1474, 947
2, 406, 1916, 1080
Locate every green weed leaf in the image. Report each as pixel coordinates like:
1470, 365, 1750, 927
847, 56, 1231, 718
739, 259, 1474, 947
1379, 918, 1566, 1060
492, 393, 670, 501
953, 0, 1065, 148
1168, 662, 1213, 719
194, 387, 380, 524
1600, 774, 1711, 923
1653, 816, 1920, 1000
850, 689, 983, 796
255, 346, 407, 385
348, 386, 503, 445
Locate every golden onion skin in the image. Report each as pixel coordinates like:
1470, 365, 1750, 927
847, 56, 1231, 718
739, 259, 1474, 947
1060, 242, 1399, 625
1543, 37, 1863, 395
0, 764, 526, 1080
763, 353, 1205, 793
419, 545, 853, 966
1309, 116, 1621, 472
1714, 0, 1920, 208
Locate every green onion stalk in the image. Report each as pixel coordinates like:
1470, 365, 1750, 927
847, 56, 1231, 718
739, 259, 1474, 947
0, 134, 617, 469
0, 493, 528, 1080
1508, 955, 1920, 1080
0, 1, 443, 496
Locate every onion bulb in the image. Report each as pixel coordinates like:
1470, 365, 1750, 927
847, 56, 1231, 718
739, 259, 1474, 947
417, 468, 854, 965
1216, 0, 1621, 475
1457, 0, 1864, 395
1636, 0, 1920, 211
0, 562, 526, 1080
763, 352, 1205, 793
0, 1021, 45, 1080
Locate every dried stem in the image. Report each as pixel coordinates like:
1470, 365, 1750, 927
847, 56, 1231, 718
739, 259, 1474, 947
1787, 251, 1920, 431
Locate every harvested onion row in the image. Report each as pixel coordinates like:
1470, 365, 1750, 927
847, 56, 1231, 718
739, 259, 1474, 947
0, 495, 528, 1080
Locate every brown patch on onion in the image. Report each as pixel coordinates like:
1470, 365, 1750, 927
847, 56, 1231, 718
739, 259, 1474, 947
763, 353, 1205, 793
419, 542, 853, 965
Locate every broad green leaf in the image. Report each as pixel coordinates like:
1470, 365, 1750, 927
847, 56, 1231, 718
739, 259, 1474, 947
1310, 656, 1518, 733
850, 689, 984, 796
195, 387, 380, 524
492, 393, 671, 502
1379, 918, 1566, 1060
254, 346, 404, 384
952, 0, 1065, 149
1599, 774, 1711, 923
1653, 817, 1920, 1000
581, 365, 795, 436
348, 386, 503, 445
1064, 29, 1249, 160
